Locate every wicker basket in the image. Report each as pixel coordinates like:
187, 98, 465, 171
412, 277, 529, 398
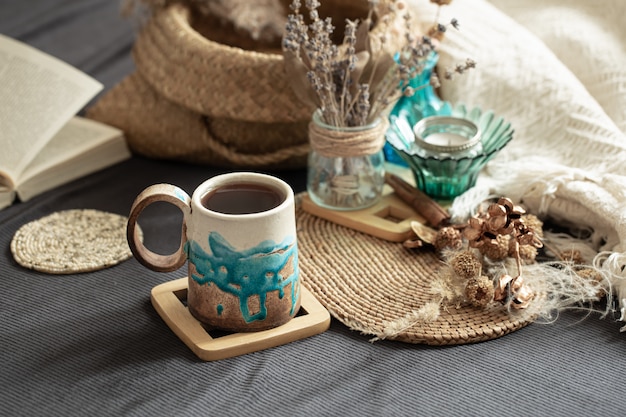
87, 0, 396, 169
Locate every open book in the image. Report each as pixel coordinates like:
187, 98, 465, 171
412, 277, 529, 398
0, 34, 131, 210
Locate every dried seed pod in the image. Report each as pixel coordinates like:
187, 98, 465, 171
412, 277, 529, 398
560, 249, 584, 264
517, 230, 538, 246
499, 197, 525, 221
500, 223, 516, 236
487, 203, 507, 218
511, 204, 526, 217
479, 234, 510, 261
511, 280, 534, 309
515, 243, 538, 263
410, 221, 438, 245
465, 275, 494, 308
498, 197, 514, 211
487, 214, 507, 232
464, 217, 484, 247
468, 216, 483, 229
522, 214, 543, 238
449, 249, 482, 279
464, 226, 482, 244
510, 274, 525, 292
575, 267, 605, 298
494, 274, 513, 303
494, 274, 534, 309
433, 226, 462, 252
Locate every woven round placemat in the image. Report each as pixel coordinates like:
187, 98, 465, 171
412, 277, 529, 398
296, 205, 532, 345
11, 209, 138, 274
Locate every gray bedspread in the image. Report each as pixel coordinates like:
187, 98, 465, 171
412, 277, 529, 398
1, 1, 624, 416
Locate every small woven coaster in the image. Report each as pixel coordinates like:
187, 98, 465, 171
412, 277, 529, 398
296, 202, 531, 345
11, 209, 138, 274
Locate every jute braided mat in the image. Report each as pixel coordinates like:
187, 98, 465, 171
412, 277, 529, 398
11, 209, 138, 274
296, 203, 532, 345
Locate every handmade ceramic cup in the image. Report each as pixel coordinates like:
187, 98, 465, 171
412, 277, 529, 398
127, 172, 301, 332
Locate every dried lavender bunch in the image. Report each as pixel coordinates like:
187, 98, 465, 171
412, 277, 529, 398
283, 0, 447, 127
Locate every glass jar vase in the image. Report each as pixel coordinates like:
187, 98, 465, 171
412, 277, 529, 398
307, 111, 386, 211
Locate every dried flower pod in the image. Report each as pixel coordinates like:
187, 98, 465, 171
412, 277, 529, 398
575, 267, 605, 298
516, 230, 538, 247
493, 274, 513, 303
434, 226, 462, 252
468, 216, 483, 229
514, 243, 538, 263
498, 197, 525, 221
464, 230, 483, 246
494, 274, 534, 309
465, 275, 494, 308
522, 214, 543, 238
487, 203, 507, 218
511, 282, 534, 309
500, 223, 516, 236
560, 249, 584, 264
510, 274, 525, 292
510, 205, 526, 218
449, 249, 482, 279
479, 234, 510, 261
486, 215, 507, 232
463, 217, 484, 246
497, 197, 514, 212
410, 221, 438, 245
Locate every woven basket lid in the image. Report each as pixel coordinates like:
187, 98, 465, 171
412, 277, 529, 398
11, 209, 139, 274
132, 1, 406, 123
296, 204, 532, 345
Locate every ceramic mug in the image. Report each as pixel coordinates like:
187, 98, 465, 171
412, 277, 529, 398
127, 172, 301, 332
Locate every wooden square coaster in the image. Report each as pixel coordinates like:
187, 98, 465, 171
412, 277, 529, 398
151, 277, 331, 361
301, 192, 426, 242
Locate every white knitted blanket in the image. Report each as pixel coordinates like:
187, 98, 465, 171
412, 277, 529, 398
411, 0, 626, 325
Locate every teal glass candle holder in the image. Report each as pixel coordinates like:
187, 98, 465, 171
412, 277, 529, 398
413, 116, 482, 158
386, 103, 514, 200
383, 51, 452, 166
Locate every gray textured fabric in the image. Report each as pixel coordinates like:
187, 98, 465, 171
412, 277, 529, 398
1, 1, 624, 416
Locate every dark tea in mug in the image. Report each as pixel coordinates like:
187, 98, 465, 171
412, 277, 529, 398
201, 182, 284, 214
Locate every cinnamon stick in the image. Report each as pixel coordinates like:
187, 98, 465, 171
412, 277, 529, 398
384, 172, 450, 228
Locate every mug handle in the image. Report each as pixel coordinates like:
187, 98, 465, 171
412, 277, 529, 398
127, 184, 191, 272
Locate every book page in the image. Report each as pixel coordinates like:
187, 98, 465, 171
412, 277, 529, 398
18, 117, 121, 179
0, 34, 103, 184
16, 116, 131, 201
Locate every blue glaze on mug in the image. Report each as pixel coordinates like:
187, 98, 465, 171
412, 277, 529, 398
186, 232, 300, 323
173, 186, 188, 203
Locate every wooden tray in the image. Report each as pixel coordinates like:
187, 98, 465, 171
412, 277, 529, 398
151, 277, 331, 361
